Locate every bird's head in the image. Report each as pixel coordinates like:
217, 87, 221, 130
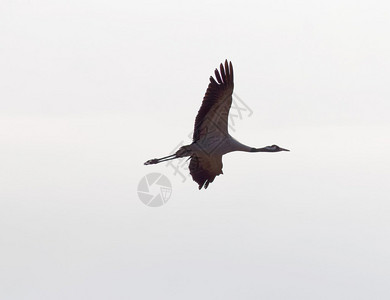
267, 144, 290, 152
251, 145, 290, 152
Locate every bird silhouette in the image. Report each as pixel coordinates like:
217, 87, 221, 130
145, 60, 289, 189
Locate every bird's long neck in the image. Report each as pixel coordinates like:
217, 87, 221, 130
228, 138, 254, 153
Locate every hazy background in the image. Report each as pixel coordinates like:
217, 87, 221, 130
1, 0, 390, 299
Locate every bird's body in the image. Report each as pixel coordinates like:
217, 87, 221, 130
145, 60, 289, 189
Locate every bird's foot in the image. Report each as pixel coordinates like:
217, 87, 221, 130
144, 159, 159, 165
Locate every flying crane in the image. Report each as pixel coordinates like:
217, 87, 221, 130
144, 60, 289, 189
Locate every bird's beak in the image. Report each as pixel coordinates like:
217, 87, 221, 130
280, 147, 290, 151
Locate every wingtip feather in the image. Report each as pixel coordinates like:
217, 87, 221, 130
214, 68, 222, 84
220, 63, 226, 83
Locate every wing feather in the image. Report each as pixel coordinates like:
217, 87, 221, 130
193, 60, 234, 142
189, 154, 223, 189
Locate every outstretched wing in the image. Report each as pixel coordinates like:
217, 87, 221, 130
193, 60, 234, 142
189, 154, 223, 190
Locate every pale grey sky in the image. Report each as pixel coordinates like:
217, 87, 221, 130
1, 0, 390, 299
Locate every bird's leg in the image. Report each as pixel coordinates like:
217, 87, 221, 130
144, 145, 192, 165
144, 154, 177, 165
